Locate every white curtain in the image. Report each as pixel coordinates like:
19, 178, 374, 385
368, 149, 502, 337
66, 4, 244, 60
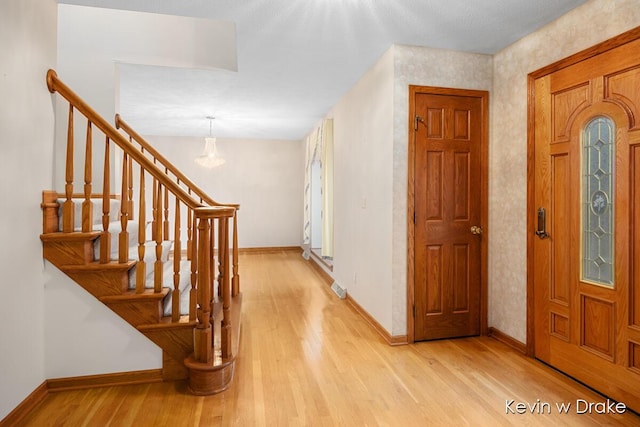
303, 127, 321, 246
321, 119, 334, 258
302, 119, 333, 259
303, 133, 312, 247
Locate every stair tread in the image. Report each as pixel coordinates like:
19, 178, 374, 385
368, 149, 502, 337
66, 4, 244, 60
100, 288, 170, 303
60, 260, 137, 272
138, 315, 196, 331
40, 231, 102, 242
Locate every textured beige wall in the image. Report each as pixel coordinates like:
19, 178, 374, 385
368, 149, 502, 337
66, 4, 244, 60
489, 0, 640, 343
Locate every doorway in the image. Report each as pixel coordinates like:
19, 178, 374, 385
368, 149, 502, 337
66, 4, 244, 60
528, 28, 640, 411
408, 86, 489, 342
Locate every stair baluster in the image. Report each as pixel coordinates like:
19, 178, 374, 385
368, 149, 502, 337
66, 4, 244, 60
221, 215, 232, 358
154, 181, 164, 293
136, 164, 146, 293
118, 152, 129, 263
100, 136, 111, 263
151, 178, 158, 241
217, 219, 224, 295
127, 155, 134, 221
62, 104, 75, 233
172, 197, 181, 322
232, 210, 240, 296
209, 216, 216, 327
189, 211, 198, 322
163, 178, 170, 240
82, 122, 93, 233
187, 207, 193, 261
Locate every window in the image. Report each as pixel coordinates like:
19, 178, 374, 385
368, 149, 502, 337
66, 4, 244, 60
581, 116, 614, 287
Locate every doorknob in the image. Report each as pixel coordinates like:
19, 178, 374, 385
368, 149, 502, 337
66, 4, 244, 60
470, 226, 483, 235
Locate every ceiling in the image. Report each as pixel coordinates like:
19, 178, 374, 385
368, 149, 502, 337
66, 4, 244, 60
58, 0, 589, 140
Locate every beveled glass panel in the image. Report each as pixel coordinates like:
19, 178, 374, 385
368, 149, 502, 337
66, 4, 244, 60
581, 117, 614, 287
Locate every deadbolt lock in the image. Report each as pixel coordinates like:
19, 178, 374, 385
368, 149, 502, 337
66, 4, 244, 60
470, 225, 483, 235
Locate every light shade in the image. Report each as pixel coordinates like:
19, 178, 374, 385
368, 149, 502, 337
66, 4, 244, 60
195, 137, 226, 168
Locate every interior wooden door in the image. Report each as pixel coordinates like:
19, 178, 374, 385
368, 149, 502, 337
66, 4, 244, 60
532, 35, 640, 411
413, 89, 487, 341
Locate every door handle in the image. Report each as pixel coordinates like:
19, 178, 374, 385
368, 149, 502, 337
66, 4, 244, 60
536, 207, 550, 239
470, 225, 483, 235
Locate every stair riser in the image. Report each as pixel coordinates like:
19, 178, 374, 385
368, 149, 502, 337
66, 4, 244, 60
65, 270, 129, 297
141, 328, 193, 362
43, 240, 94, 267
104, 300, 163, 326
162, 352, 188, 381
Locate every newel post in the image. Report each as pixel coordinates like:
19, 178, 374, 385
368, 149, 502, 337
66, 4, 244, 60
232, 209, 240, 296
193, 211, 212, 363
41, 191, 60, 234
221, 215, 232, 359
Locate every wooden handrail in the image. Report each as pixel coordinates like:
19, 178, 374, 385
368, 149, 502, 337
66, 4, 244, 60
47, 69, 207, 212
115, 114, 239, 210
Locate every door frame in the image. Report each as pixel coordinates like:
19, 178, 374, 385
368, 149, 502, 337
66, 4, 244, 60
407, 85, 489, 343
526, 27, 640, 357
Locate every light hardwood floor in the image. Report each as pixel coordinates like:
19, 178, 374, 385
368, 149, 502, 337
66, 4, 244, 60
18, 251, 640, 426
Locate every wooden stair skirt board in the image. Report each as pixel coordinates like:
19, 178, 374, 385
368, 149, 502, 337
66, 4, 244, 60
184, 294, 243, 395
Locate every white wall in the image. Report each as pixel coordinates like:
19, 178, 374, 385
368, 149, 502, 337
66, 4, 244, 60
55, 4, 237, 192
144, 135, 304, 248
0, 0, 56, 419
44, 264, 162, 378
328, 48, 396, 333
489, 0, 640, 343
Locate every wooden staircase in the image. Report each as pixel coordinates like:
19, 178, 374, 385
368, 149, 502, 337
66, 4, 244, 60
41, 69, 242, 394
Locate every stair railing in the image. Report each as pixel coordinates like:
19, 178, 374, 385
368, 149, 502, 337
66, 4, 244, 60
115, 114, 240, 297
45, 69, 237, 365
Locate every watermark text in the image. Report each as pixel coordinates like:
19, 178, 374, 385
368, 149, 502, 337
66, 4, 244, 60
505, 399, 626, 415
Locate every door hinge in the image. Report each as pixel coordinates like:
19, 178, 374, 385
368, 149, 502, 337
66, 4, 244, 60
413, 305, 416, 317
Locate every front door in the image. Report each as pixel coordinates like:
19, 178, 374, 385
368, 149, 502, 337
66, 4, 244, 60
532, 34, 640, 410
412, 88, 488, 341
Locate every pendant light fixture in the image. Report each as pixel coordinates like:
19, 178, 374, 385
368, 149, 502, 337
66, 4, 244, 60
195, 116, 225, 168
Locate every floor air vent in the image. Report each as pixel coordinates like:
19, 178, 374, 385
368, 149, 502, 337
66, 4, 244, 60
331, 281, 347, 299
